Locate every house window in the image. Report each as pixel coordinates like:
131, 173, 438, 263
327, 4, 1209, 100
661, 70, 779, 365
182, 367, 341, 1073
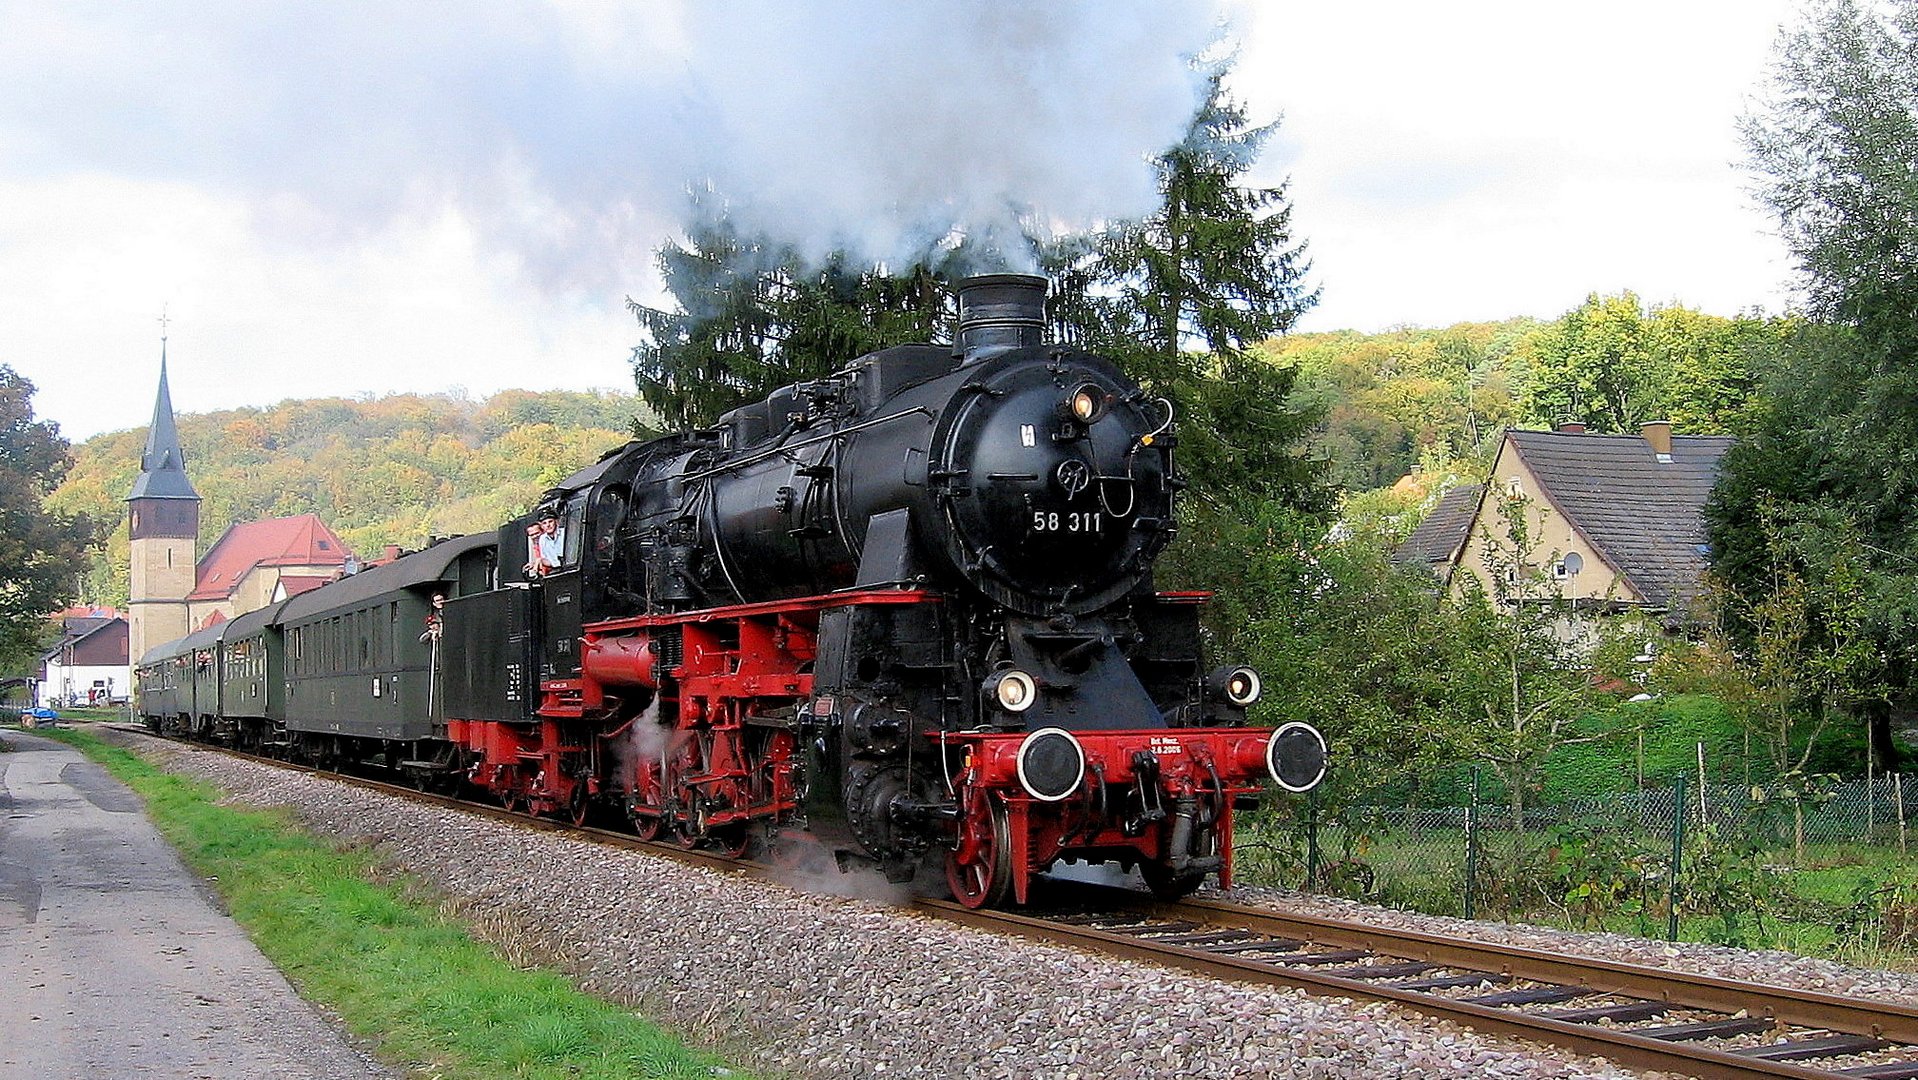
1553, 561, 1569, 581
1505, 477, 1522, 498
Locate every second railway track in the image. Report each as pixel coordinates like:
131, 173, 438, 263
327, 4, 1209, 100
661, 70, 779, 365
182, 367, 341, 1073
131, 727, 1918, 1080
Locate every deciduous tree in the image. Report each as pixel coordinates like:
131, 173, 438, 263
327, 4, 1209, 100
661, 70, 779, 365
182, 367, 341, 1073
1711, 0, 1918, 769
0, 366, 96, 670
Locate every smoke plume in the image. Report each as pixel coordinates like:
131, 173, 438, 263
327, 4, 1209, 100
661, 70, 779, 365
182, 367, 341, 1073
0, 1, 1225, 288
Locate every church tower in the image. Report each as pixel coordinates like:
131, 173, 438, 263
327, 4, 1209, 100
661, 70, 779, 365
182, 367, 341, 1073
126, 346, 200, 663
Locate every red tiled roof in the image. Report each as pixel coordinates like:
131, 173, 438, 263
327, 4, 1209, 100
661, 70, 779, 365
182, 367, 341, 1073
278, 576, 333, 597
197, 609, 228, 630
189, 514, 352, 602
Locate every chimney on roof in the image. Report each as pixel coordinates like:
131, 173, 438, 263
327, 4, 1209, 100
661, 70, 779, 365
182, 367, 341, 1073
383, 544, 401, 561
1556, 421, 1587, 434
1641, 420, 1674, 463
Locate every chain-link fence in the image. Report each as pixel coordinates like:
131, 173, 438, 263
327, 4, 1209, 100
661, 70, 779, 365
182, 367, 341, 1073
1235, 771, 1915, 951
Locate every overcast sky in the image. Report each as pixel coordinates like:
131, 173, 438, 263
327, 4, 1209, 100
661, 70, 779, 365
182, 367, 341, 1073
0, 1, 1801, 444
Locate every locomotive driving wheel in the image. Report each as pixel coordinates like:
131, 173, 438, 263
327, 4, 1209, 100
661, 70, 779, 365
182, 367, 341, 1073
627, 801, 663, 841
946, 797, 1013, 909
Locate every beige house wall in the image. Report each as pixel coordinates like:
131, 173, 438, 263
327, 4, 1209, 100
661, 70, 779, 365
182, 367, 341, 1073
1452, 440, 1644, 608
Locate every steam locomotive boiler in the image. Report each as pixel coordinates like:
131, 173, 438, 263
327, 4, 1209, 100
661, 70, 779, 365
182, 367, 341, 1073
137, 273, 1326, 909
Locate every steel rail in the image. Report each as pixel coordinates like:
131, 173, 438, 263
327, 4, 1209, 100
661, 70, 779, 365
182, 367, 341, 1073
1114, 886, 1918, 1046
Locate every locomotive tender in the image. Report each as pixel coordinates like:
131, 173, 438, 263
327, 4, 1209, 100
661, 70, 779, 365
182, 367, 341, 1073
137, 274, 1326, 907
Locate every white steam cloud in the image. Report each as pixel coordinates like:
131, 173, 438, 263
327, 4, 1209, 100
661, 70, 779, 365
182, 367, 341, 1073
0, 1, 1223, 289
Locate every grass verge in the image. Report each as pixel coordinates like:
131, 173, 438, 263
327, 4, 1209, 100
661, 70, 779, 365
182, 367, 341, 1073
23, 724, 751, 1080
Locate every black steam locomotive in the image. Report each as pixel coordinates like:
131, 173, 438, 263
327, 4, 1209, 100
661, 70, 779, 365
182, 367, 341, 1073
137, 274, 1326, 907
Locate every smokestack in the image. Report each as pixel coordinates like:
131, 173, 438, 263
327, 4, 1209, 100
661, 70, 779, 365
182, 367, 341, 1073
1641, 420, 1673, 462
1556, 421, 1587, 434
955, 274, 1047, 363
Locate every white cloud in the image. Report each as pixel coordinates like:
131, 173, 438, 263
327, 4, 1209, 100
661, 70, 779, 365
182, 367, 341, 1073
0, 0, 1814, 443
1230, 0, 1798, 330
0, 175, 635, 442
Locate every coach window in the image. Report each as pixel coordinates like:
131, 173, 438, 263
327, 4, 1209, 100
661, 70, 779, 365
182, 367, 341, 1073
389, 602, 400, 664
561, 493, 589, 569
594, 486, 627, 562
359, 612, 370, 670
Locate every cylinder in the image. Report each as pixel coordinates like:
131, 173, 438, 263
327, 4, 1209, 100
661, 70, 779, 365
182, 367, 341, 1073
581, 635, 659, 688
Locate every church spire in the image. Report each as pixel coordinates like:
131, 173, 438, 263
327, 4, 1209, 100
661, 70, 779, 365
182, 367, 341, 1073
128, 335, 200, 501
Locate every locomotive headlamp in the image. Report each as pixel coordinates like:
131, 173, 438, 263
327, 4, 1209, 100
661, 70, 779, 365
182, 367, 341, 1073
1207, 665, 1263, 707
1065, 383, 1106, 424
986, 669, 1038, 713
1016, 728, 1086, 802
1266, 721, 1328, 793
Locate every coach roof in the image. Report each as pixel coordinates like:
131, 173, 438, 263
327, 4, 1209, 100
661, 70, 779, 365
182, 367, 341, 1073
278, 532, 495, 622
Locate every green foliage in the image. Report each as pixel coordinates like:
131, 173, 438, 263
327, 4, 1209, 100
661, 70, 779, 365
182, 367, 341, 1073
1157, 502, 1479, 785
628, 208, 954, 429
1712, 0, 1918, 769
1075, 65, 1326, 511
1514, 292, 1783, 434
1677, 823, 1784, 947
46, 390, 639, 607
1840, 863, 1918, 954
1449, 493, 1604, 828
1083, 66, 1315, 368
1265, 320, 1528, 492
1532, 822, 1661, 932
0, 366, 98, 671
41, 727, 741, 1079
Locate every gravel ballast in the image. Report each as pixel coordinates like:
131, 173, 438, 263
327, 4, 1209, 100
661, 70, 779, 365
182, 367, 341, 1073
118, 732, 1908, 1079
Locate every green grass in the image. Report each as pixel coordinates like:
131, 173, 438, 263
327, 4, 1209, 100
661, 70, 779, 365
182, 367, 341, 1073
1237, 813, 1918, 969
23, 724, 752, 1080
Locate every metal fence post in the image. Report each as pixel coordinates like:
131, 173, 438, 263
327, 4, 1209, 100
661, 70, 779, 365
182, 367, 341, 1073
1465, 767, 1480, 920
1868, 754, 1876, 839
1898, 773, 1908, 856
1305, 787, 1321, 891
1669, 774, 1687, 943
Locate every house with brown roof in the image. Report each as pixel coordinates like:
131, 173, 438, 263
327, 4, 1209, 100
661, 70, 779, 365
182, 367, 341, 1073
34, 607, 130, 706
1437, 422, 1733, 625
1394, 482, 1484, 587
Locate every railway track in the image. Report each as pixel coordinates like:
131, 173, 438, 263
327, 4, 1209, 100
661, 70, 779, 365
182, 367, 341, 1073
124, 727, 1918, 1080
940, 890, 1918, 1080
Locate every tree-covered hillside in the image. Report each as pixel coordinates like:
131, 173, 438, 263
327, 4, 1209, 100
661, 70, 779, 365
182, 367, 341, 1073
1264, 295, 1789, 497
48, 389, 645, 607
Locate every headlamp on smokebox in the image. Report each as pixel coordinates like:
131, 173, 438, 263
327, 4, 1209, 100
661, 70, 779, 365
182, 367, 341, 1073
1062, 383, 1107, 425
1205, 665, 1262, 708
984, 669, 1037, 713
